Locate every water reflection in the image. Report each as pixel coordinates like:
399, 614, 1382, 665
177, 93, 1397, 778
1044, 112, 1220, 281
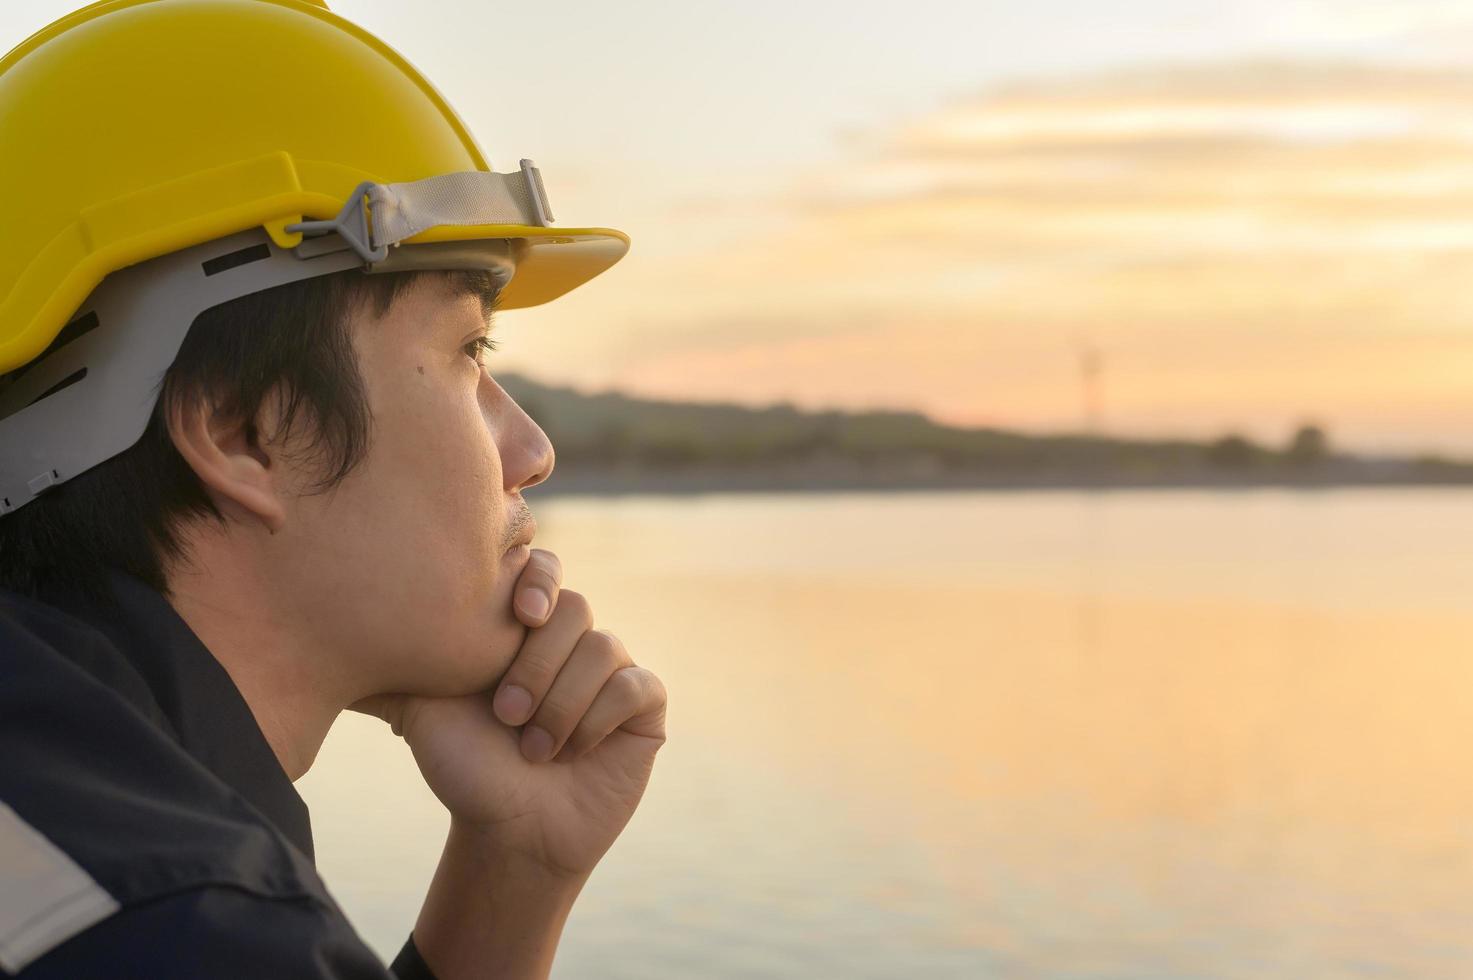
299, 489, 1473, 978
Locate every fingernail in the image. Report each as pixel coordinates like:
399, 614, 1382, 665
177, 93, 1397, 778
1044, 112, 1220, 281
519, 589, 550, 621
494, 685, 532, 726
522, 725, 554, 763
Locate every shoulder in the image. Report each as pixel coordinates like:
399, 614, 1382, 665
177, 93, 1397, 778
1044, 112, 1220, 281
0, 586, 163, 727
0, 586, 114, 667
0, 590, 355, 974
0, 791, 384, 977
10, 880, 394, 978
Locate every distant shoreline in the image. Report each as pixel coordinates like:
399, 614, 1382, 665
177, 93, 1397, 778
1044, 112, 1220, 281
528, 467, 1473, 497
495, 371, 1473, 497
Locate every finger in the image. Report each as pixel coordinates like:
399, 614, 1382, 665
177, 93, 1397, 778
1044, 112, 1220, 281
514, 547, 564, 627
347, 693, 411, 737
560, 665, 668, 761
492, 588, 594, 727
520, 628, 633, 763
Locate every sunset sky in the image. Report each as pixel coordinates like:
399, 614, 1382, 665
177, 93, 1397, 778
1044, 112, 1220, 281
8, 0, 1473, 452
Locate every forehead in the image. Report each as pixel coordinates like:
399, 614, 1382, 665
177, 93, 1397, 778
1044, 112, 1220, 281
419, 267, 509, 322
369, 239, 518, 294
368, 257, 514, 327
346, 272, 496, 374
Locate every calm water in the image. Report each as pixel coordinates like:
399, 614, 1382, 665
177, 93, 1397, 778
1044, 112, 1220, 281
296, 488, 1473, 979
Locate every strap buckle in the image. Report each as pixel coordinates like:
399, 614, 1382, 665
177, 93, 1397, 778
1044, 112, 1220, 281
519, 159, 554, 227
287, 163, 555, 261
285, 181, 388, 264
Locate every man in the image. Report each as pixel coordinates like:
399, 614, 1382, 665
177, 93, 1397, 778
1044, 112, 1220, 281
0, 2, 668, 978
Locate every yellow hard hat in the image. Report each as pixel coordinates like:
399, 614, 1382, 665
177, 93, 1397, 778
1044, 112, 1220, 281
0, 0, 630, 376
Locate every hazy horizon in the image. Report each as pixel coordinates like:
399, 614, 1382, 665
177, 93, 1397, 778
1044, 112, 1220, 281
504, 367, 1469, 461
7, 0, 1473, 454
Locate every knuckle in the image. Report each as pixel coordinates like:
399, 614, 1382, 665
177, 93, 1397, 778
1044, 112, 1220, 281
534, 691, 577, 732
599, 627, 629, 654
608, 665, 645, 701
555, 589, 595, 628
582, 628, 624, 665
508, 652, 560, 691
645, 670, 667, 703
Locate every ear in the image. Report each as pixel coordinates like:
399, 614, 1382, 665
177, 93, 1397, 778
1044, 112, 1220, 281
165, 393, 287, 534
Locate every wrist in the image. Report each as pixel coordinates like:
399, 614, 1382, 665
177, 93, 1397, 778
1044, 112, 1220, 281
445, 816, 596, 885
413, 820, 589, 980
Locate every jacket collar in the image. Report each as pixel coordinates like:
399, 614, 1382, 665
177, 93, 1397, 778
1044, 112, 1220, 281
42, 569, 316, 863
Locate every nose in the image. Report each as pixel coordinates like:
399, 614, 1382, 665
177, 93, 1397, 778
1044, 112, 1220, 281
495, 384, 555, 493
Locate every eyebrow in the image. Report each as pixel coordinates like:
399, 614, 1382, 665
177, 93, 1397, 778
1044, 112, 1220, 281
444, 268, 509, 324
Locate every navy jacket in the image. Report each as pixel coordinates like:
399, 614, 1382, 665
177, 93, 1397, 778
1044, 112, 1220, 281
0, 570, 436, 978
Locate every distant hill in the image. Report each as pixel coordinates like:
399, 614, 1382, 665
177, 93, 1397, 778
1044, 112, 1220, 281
496, 372, 1473, 495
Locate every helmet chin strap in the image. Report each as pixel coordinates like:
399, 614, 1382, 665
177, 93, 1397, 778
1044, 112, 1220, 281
289, 163, 554, 265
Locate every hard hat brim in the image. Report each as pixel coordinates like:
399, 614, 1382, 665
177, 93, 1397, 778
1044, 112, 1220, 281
401, 224, 630, 310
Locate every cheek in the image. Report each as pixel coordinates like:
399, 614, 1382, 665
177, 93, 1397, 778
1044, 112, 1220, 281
396, 372, 507, 577
442, 375, 506, 516
380, 364, 501, 482
395, 381, 518, 688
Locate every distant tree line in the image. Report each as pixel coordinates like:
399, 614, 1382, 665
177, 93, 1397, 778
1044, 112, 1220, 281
498, 373, 1473, 487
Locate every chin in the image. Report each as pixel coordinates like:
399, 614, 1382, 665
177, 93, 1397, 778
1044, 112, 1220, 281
435, 616, 526, 697
392, 562, 524, 696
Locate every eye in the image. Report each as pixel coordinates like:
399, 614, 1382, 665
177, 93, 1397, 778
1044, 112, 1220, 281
463, 335, 501, 367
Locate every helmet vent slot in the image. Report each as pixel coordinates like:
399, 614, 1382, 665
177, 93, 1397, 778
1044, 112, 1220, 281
202, 243, 271, 277
7, 311, 99, 385
26, 368, 87, 409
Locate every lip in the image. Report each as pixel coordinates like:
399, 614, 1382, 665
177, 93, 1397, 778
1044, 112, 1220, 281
504, 514, 538, 555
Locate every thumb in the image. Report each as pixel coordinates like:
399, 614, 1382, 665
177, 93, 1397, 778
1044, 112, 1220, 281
348, 692, 412, 736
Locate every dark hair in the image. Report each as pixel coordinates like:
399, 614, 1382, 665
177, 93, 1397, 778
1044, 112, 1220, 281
0, 266, 499, 600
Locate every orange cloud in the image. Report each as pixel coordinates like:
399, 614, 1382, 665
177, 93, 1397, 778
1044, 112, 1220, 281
510, 61, 1473, 452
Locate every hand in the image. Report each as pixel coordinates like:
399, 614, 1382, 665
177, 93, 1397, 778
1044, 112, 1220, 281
350, 548, 668, 880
